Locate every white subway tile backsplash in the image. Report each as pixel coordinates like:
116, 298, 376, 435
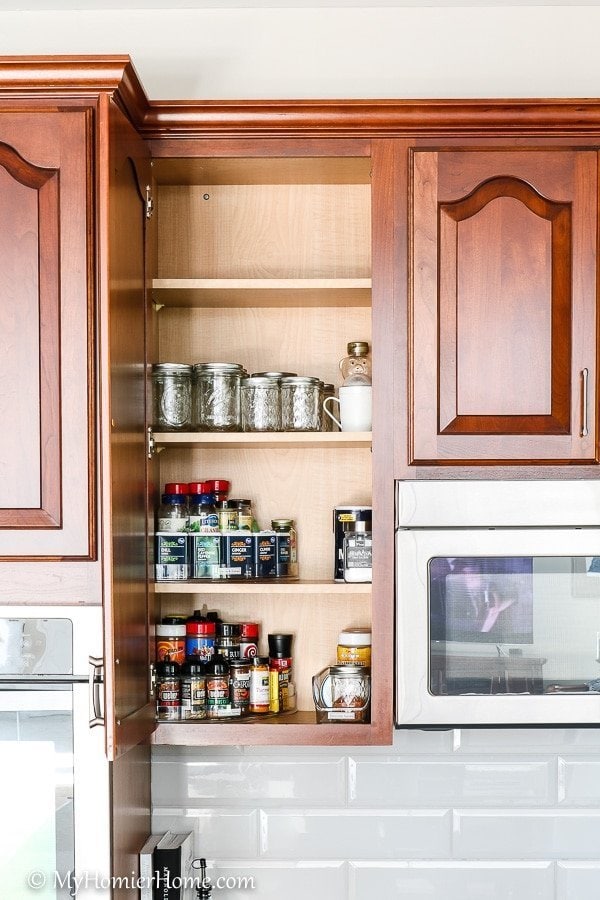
207, 861, 347, 900
260, 809, 452, 859
349, 758, 554, 807
558, 758, 600, 806
153, 757, 346, 807
454, 810, 600, 859
349, 861, 554, 900
557, 862, 600, 899
458, 728, 600, 754
151, 808, 259, 859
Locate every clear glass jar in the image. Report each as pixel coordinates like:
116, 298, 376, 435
330, 664, 370, 717
157, 493, 188, 533
241, 376, 281, 432
151, 363, 193, 431
339, 341, 371, 386
280, 376, 322, 431
271, 518, 299, 578
193, 363, 245, 431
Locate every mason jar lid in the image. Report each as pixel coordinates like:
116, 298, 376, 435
322, 383, 335, 392
241, 376, 280, 388
271, 519, 294, 529
338, 628, 371, 647
152, 363, 193, 375
250, 371, 298, 379
347, 341, 369, 356
193, 362, 246, 375
330, 664, 369, 677
279, 376, 321, 386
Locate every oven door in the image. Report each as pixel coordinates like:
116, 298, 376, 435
396, 527, 600, 727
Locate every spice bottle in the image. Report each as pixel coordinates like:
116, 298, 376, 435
229, 499, 254, 531
249, 657, 270, 714
180, 661, 207, 719
215, 623, 241, 661
207, 480, 230, 504
156, 661, 181, 721
342, 521, 372, 583
239, 622, 259, 659
268, 633, 296, 714
186, 616, 216, 663
206, 658, 230, 718
229, 659, 251, 715
156, 617, 186, 664
271, 519, 299, 578
337, 627, 371, 667
157, 493, 188, 533
188, 493, 219, 533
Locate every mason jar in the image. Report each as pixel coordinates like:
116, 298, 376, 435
280, 376, 322, 431
193, 363, 245, 431
241, 376, 281, 431
151, 363, 193, 431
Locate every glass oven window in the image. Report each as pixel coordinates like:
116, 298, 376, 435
429, 556, 600, 696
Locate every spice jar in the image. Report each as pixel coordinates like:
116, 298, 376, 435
321, 384, 336, 431
343, 521, 372, 583
249, 657, 270, 714
337, 627, 371, 667
229, 499, 254, 531
271, 519, 299, 578
229, 659, 251, 715
193, 362, 245, 432
152, 363, 193, 431
239, 622, 259, 658
280, 376, 322, 431
188, 493, 219, 533
180, 661, 207, 719
241, 376, 281, 432
156, 660, 181, 721
215, 623, 241, 661
207, 479, 230, 503
156, 618, 186, 664
186, 617, 216, 663
206, 658, 230, 718
268, 633, 295, 713
157, 493, 188, 533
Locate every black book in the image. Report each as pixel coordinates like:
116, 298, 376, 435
152, 831, 195, 900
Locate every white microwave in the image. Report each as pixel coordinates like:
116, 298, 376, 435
395, 482, 600, 727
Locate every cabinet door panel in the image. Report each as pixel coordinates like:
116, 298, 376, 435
411, 148, 597, 464
0, 110, 93, 554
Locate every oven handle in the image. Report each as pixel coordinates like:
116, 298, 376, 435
89, 656, 104, 728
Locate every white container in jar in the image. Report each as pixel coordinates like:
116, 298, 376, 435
337, 627, 371, 667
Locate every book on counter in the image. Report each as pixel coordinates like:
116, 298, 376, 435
139, 831, 195, 900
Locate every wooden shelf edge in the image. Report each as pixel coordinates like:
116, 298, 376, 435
154, 580, 371, 594
152, 712, 389, 746
153, 277, 372, 290
152, 279, 371, 309
154, 431, 372, 450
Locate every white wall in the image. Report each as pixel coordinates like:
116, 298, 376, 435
0, 6, 600, 100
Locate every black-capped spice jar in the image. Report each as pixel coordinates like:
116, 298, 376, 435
215, 623, 241, 661
206, 658, 230, 718
156, 660, 181, 721
271, 519, 299, 579
180, 661, 207, 719
229, 659, 251, 715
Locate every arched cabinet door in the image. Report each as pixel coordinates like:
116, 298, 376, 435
410, 148, 597, 465
0, 109, 94, 557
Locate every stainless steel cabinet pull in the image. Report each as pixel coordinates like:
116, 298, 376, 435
581, 368, 589, 437
89, 656, 105, 728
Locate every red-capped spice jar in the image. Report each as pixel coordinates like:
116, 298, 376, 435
186, 617, 216, 663
240, 622, 259, 658
207, 479, 230, 503
187, 481, 211, 496
156, 617, 186, 664
164, 482, 188, 495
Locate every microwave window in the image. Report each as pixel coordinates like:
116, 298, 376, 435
428, 556, 600, 696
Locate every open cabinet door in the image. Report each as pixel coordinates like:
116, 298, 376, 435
99, 94, 156, 762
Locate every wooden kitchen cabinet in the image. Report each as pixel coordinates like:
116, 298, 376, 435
0, 106, 95, 558
407, 144, 599, 469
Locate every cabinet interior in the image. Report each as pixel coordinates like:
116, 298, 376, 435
152, 155, 373, 723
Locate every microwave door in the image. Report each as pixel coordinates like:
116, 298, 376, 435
395, 527, 600, 727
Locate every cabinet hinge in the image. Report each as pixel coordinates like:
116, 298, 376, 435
145, 185, 154, 219
147, 425, 156, 459
149, 661, 156, 698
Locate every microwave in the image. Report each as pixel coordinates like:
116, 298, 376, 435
395, 482, 600, 727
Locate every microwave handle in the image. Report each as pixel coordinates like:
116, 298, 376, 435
88, 656, 104, 728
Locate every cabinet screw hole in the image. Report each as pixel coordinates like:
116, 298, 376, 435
203, 193, 210, 200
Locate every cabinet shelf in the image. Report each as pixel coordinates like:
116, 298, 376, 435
154, 431, 371, 450
155, 579, 371, 595
152, 278, 371, 308
153, 711, 377, 746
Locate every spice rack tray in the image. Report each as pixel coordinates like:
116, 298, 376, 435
154, 580, 371, 595
153, 432, 372, 450
153, 711, 379, 746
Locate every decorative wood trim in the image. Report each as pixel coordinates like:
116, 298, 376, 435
141, 99, 600, 140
